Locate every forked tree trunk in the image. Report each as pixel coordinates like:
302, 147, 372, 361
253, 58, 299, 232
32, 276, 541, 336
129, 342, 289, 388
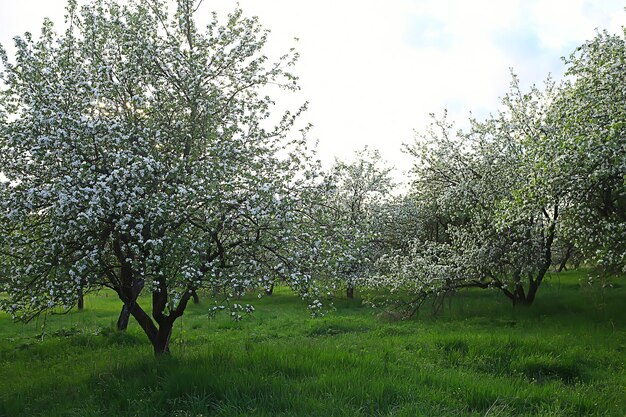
556, 243, 574, 273
505, 265, 548, 307
152, 319, 174, 355
118, 286, 191, 355
123, 297, 174, 354
500, 204, 558, 308
191, 289, 200, 304
112, 259, 195, 354
511, 278, 539, 306
111, 241, 185, 355
523, 279, 540, 306
148, 282, 194, 355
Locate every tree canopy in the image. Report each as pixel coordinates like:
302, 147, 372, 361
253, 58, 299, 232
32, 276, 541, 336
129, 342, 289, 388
0, 0, 337, 354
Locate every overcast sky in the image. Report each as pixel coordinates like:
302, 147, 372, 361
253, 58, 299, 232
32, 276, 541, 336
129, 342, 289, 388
1, 0, 625, 177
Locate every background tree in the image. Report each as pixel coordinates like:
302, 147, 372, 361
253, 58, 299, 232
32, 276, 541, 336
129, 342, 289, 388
549, 29, 626, 274
373, 76, 562, 313
326, 148, 393, 298
0, 0, 331, 354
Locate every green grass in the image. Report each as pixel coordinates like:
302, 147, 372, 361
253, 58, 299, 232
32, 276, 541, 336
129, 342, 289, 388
0, 270, 625, 416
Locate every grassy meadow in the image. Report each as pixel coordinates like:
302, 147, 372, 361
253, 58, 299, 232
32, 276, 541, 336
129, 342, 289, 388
0, 270, 625, 416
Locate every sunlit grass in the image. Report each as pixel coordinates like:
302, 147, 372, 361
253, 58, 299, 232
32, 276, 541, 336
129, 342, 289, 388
0, 270, 624, 416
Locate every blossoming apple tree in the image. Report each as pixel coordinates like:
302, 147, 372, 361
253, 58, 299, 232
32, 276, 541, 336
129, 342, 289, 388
550, 29, 626, 273
373, 76, 563, 312
0, 0, 336, 354
326, 148, 394, 298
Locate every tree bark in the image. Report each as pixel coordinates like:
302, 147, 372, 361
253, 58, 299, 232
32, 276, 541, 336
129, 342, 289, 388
506, 204, 559, 307
77, 288, 84, 311
149, 283, 194, 355
128, 301, 158, 343
111, 249, 192, 355
556, 243, 574, 273
117, 304, 131, 331
523, 279, 540, 306
116, 279, 145, 331
117, 292, 179, 355
347, 286, 354, 299
191, 289, 200, 304
524, 204, 558, 306
152, 319, 173, 355
111, 239, 181, 355
265, 283, 274, 296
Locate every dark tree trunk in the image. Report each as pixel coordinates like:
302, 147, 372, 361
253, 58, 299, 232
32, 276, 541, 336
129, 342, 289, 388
119, 293, 181, 355
512, 280, 529, 306
110, 238, 185, 356
191, 289, 200, 304
265, 283, 274, 296
149, 282, 194, 355
347, 286, 354, 299
525, 204, 558, 305
77, 288, 84, 311
523, 279, 540, 306
128, 301, 158, 343
556, 243, 574, 273
116, 279, 145, 331
504, 275, 542, 307
508, 204, 558, 308
152, 319, 174, 355
117, 304, 131, 331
